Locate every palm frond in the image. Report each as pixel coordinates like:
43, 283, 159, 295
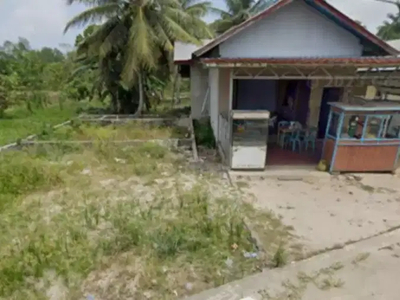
99, 21, 128, 58
162, 16, 199, 45
184, 2, 212, 17
64, 3, 119, 33
121, 7, 156, 86
208, 6, 232, 18
66, 0, 119, 6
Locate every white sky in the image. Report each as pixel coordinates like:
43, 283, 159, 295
0, 0, 398, 49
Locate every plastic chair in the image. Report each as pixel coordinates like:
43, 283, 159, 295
303, 127, 317, 152
278, 121, 290, 147
292, 121, 303, 130
269, 116, 278, 128
288, 129, 302, 152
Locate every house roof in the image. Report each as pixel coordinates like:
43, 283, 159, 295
174, 40, 211, 63
388, 39, 400, 51
201, 57, 400, 67
193, 0, 399, 57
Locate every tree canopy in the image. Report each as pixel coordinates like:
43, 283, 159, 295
65, 0, 213, 114
211, 0, 273, 34
377, 3, 400, 40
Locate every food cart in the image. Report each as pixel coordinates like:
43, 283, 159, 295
322, 102, 400, 173
230, 110, 270, 169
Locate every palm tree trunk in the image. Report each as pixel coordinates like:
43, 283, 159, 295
135, 71, 144, 117
144, 94, 151, 111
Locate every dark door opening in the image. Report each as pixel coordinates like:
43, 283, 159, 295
295, 81, 311, 126
318, 88, 343, 138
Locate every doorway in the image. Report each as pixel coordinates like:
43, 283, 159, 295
318, 87, 343, 138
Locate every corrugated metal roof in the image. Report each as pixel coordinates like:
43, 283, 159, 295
388, 39, 400, 51
201, 57, 400, 67
173, 40, 211, 62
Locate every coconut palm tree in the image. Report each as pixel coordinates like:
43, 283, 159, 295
211, 0, 273, 34
377, 3, 400, 40
65, 0, 212, 115
179, 0, 213, 38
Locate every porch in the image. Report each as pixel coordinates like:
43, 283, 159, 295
205, 58, 400, 170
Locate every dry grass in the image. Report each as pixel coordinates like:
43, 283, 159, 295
259, 262, 346, 300
38, 121, 190, 142
0, 124, 289, 300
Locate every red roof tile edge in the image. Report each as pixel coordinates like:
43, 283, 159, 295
201, 57, 400, 66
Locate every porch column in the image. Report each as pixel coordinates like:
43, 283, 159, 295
307, 80, 324, 128
341, 87, 350, 104
209, 68, 220, 139
190, 62, 209, 119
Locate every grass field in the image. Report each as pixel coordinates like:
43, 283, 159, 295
0, 123, 292, 300
0, 102, 82, 146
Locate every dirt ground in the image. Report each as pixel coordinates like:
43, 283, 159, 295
238, 173, 400, 256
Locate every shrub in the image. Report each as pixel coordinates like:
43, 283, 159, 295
193, 118, 216, 149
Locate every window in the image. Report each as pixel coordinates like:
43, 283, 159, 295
328, 113, 339, 137
340, 115, 357, 139
364, 117, 382, 139
386, 115, 400, 139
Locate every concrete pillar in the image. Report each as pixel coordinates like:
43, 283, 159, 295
341, 87, 350, 104
190, 63, 209, 119
308, 80, 324, 128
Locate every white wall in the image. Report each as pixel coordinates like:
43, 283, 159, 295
190, 63, 209, 119
209, 68, 220, 138
220, 1, 363, 58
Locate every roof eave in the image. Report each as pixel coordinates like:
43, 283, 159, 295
201, 58, 400, 68
174, 59, 193, 65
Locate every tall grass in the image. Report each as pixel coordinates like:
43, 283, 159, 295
0, 125, 287, 299
0, 151, 64, 212
38, 121, 189, 141
0, 102, 80, 146
0, 141, 264, 299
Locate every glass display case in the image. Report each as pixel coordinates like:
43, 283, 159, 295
322, 102, 400, 173
230, 110, 270, 169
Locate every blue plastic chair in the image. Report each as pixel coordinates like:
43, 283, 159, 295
288, 129, 302, 152
303, 127, 317, 152
278, 121, 290, 147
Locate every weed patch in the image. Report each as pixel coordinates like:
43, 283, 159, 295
193, 118, 216, 149
38, 121, 189, 142
0, 151, 64, 212
0, 128, 275, 299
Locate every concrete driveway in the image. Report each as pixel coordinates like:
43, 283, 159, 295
187, 229, 400, 300
186, 172, 400, 300
241, 173, 400, 256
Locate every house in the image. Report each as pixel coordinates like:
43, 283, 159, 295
175, 0, 400, 170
